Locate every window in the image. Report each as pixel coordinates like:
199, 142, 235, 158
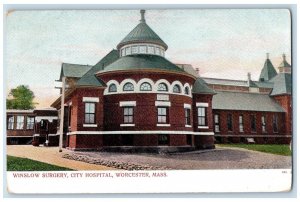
148, 46, 155, 54
123, 82, 134, 91
140, 82, 152, 91
261, 115, 266, 133
158, 134, 169, 145
184, 86, 190, 95
227, 114, 233, 131
214, 114, 220, 132
40, 120, 48, 130
123, 107, 134, 123
108, 84, 117, 92
155, 47, 160, 55
125, 47, 131, 55
157, 107, 168, 123
239, 115, 244, 132
121, 48, 125, 56
185, 108, 191, 125
158, 83, 168, 92
26, 116, 35, 130
139, 46, 147, 53
16, 116, 24, 130
173, 84, 181, 93
7, 116, 14, 130
250, 115, 256, 132
273, 114, 278, 133
198, 107, 206, 126
131, 46, 138, 54
85, 102, 96, 124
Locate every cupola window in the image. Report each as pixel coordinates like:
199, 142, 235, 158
158, 83, 168, 92
140, 82, 152, 91
123, 82, 134, 91
108, 84, 117, 92
173, 84, 181, 93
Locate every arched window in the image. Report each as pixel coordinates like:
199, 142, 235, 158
184, 86, 190, 95
173, 84, 181, 93
158, 83, 168, 92
140, 82, 152, 91
108, 84, 117, 92
123, 82, 134, 91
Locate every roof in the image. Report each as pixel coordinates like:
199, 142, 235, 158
202, 77, 274, 89
259, 58, 278, 81
117, 21, 168, 50
76, 50, 119, 87
212, 91, 285, 112
177, 64, 199, 77
59, 63, 92, 81
98, 54, 185, 74
6, 109, 34, 113
270, 73, 292, 96
192, 77, 216, 94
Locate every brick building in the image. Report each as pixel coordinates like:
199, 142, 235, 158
50, 10, 292, 151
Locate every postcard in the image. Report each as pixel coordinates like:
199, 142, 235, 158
5, 8, 293, 194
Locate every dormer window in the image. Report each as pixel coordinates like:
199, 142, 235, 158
108, 84, 117, 92
173, 84, 181, 93
140, 82, 152, 91
123, 82, 134, 91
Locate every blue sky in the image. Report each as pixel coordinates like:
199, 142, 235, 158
6, 9, 291, 107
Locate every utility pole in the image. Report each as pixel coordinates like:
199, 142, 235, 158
59, 76, 65, 152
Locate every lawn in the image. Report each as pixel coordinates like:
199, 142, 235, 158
7, 155, 73, 171
217, 144, 292, 156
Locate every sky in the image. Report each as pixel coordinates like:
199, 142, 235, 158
5, 9, 291, 108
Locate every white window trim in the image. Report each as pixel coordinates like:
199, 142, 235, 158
184, 103, 191, 109
155, 101, 171, 107
83, 124, 98, 128
185, 125, 192, 128
198, 126, 209, 129
35, 116, 58, 123
119, 101, 136, 107
196, 102, 209, 107
120, 124, 135, 127
82, 97, 99, 103
156, 124, 171, 127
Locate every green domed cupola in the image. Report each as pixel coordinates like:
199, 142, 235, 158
117, 10, 168, 57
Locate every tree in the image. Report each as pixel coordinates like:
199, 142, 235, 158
6, 85, 37, 109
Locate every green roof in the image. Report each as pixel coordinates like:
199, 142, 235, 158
212, 91, 285, 112
98, 54, 184, 74
192, 77, 215, 94
117, 22, 168, 50
270, 73, 292, 96
76, 50, 119, 87
59, 63, 92, 81
259, 59, 277, 81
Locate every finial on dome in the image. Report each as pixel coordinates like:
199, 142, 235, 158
266, 53, 269, 59
140, 10, 146, 23
282, 53, 286, 61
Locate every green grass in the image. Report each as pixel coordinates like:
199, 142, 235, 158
7, 155, 73, 171
217, 144, 291, 156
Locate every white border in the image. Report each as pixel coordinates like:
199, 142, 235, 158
83, 124, 98, 128
196, 102, 209, 107
155, 101, 171, 107
119, 101, 136, 107
82, 97, 99, 103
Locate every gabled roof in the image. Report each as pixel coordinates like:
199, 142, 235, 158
59, 63, 92, 81
259, 58, 278, 81
76, 50, 119, 87
97, 54, 184, 74
192, 77, 216, 94
270, 73, 292, 96
202, 77, 274, 89
212, 91, 285, 112
117, 18, 168, 50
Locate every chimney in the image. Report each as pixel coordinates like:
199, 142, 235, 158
196, 68, 200, 75
140, 10, 146, 23
247, 72, 251, 86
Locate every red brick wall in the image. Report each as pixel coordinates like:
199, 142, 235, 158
68, 134, 103, 149
273, 95, 292, 134
69, 88, 104, 132
213, 109, 286, 136
104, 93, 193, 132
